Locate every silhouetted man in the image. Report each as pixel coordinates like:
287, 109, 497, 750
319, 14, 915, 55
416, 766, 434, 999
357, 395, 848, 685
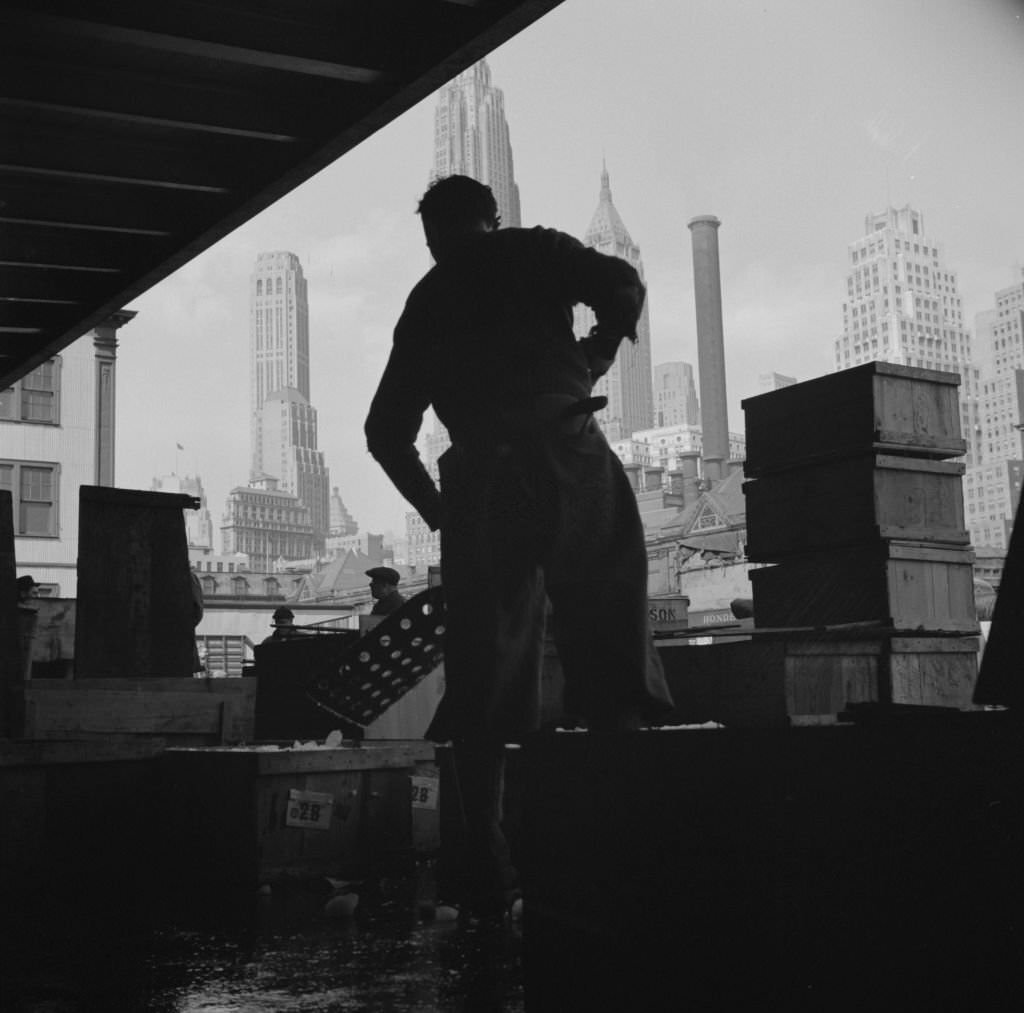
365, 174, 673, 920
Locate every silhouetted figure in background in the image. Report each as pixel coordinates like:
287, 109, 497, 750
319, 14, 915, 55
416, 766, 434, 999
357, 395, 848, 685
366, 566, 406, 616
262, 606, 299, 644
189, 569, 205, 674
16, 574, 39, 604
365, 175, 673, 920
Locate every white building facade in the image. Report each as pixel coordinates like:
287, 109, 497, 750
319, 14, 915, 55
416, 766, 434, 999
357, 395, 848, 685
1, 313, 133, 597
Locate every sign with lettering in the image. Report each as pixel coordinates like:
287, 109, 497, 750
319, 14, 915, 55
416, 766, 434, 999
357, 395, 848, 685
285, 789, 334, 830
411, 775, 439, 810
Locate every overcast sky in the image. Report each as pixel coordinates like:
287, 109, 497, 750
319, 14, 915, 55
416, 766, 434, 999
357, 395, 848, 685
114, 0, 1024, 538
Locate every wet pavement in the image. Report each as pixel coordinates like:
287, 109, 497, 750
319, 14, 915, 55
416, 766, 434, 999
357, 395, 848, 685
4, 869, 525, 1012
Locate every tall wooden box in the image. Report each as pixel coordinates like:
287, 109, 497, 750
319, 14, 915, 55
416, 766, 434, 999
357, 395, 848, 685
750, 541, 978, 632
742, 361, 966, 477
75, 486, 198, 678
744, 454, 968, 561
157, 741, 438, 887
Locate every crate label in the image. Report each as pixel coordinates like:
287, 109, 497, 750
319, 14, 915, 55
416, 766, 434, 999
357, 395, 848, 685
285, 789, 334, 830
411, 775, 439, 811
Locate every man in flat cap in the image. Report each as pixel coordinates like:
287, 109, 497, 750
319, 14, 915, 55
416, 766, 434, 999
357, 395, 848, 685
366, 566, 405, 616
364, 175, 673, 921
262, 606, 299, 644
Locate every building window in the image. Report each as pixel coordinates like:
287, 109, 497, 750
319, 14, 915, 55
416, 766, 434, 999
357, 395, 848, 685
232, 576, 249, 596
0, 358, 62, 424
202, 576, 216, 597
0, 460, 59, 536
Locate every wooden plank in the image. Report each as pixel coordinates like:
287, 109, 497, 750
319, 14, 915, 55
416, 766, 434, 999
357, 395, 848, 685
20, 678, 257, 741
252, 742, 435, 777
47, 676, 256, 694
0, 738, 166, 767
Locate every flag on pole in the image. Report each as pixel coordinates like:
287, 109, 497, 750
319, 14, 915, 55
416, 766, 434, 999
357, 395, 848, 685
176, 443, 184, 450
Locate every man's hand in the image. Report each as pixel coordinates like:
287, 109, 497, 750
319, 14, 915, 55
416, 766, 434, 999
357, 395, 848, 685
580, 324, 623, 380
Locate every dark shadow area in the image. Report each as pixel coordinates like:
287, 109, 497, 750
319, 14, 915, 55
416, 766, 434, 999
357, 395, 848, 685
2, 869, 524, 1012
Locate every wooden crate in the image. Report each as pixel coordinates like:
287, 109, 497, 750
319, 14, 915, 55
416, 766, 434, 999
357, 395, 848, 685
744, 454, 968, 561
742, 361, 966, 476
750, 541, 978, 632
19, 676, 256, 744
157, 741, 438, 886
785, 635, 979, 720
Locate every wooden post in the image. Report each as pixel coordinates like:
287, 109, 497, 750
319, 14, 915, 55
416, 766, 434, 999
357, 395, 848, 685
0, 490, 23, 735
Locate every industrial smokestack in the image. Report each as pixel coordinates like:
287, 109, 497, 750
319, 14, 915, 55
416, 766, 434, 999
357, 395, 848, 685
687, 215, 730, 484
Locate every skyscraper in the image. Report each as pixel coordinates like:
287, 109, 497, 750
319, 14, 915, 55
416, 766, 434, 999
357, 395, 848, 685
250, 251, 310, 472
653, 361, 700, 428
431, 59, 521, 227
965, 269, 1024, 550
574, 166, 655, 442
248, 251, 330, 555
833, 206, 981, 468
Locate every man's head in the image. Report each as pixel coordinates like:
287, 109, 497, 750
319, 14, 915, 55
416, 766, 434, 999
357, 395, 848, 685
417, 175, 500, 263
366, 566, 400, 600
271, 606, 294, 628
16, 575, 38, 601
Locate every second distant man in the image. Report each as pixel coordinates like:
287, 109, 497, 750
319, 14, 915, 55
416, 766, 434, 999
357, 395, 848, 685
367, 567, 405, 616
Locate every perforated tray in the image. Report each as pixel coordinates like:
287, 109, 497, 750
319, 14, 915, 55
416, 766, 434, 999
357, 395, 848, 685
306, 585, 446, 729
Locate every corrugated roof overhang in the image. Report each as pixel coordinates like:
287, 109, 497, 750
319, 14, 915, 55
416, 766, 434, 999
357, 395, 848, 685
0, 0, 565, 388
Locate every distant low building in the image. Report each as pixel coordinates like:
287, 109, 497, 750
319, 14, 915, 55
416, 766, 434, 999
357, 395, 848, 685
221, 476, 316, 571
153, 472, 215, 550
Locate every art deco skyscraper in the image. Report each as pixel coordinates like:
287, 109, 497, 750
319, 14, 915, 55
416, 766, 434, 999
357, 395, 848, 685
574, 166, 655, 442
833, 206, 980, 468
247, 251, 329, 556
431, 59, 521, 227
250, 251, 310, 474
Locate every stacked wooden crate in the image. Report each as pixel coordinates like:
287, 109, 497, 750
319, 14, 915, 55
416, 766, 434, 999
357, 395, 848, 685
741, 361, 980, 720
